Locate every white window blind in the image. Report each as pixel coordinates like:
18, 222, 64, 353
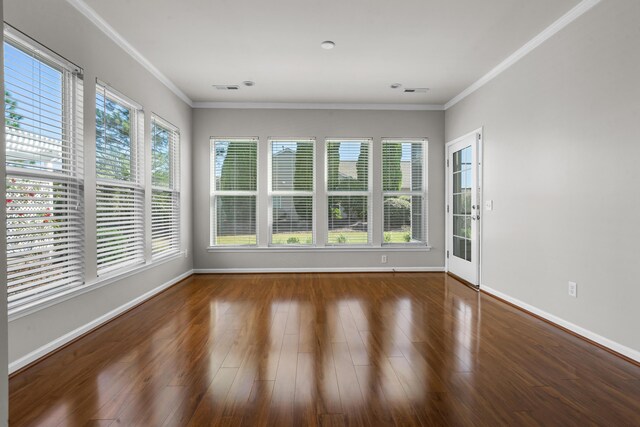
382, 139, 427, 244
269, 139, 314, 245
326, 139, 371, 245
95, 82, 145, 274
210, 138, 258, 246
4, 26, 85, 310
151, 114, 180, 258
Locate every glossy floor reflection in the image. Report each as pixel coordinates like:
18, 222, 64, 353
9, 273, 640, 426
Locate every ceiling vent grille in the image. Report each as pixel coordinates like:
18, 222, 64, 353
214, 85, 240, 90
404, 88, 429, 93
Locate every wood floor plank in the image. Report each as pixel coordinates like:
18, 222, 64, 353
332, 341, 373, 426
239, 380, 274, 427
267, 333, 299, 426
294, 352, 318, 427
186, 367, 239, 427
8, 272, 640, 426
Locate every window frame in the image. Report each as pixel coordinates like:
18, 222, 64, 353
95, 80, 146, 276
4, 25, 85, 312
267, 137, 316, 247
325, 137, 373, 246
209, 137, 259, 247
150, 113, 180, 259
381, 138, 428, 246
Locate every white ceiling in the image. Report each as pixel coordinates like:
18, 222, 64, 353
82, 0, 580, 105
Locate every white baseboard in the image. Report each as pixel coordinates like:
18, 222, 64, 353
481, 284, 640, 364
193, 266, 445, 274
8, 269, 194, 374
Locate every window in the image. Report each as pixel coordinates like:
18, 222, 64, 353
269, 139, 315, 245
326, 138, 371, 245
4, 27, 84, 309
382, 139, 427, 244
211, 138, 258, 246
151, 115, 180, 258
95, 82, 144, 274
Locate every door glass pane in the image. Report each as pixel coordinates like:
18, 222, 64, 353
451, 145, 472, 262
453, 194, 462, 214
453, 236, 465, 259
462, 168, 471, 190
453, 150, 462, 172
453, 216, 465, 238
462, 144, 472, 165
463, 189, 471, 215
453, 172, 461, 193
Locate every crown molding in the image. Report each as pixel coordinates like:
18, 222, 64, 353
444, 0, 602, 110
66, 0, 600, 113
65, 0, 194, 107
192, 102, 445, 111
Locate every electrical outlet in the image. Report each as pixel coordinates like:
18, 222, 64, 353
568, 281, 577, 298
381, 255, 388, 264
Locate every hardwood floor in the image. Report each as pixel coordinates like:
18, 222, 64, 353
9, 273, 640, 426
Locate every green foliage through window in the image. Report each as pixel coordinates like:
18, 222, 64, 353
96, 92, 133, 181
151, 122, 171, 188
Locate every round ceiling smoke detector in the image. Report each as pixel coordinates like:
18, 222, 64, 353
390, 83, 402, 89
320, 41, 335, 50
243, 81, 255, 87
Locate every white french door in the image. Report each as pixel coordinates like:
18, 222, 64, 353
446, 131, 481, 286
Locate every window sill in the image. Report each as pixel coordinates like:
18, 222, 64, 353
8, 251, 186, 322
206, 245, 432, 253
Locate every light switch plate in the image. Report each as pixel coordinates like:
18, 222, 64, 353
485, 200, 493, 211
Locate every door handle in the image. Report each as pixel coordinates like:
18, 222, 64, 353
471, 215, 480, 221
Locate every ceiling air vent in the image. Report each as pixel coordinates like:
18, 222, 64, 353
214, 85, 240, 90
404, 88, 429, 93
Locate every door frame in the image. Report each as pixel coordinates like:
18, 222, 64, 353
444, 127, 483, 289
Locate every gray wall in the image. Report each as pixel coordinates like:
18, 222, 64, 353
193, 108, 445, 270
446, 0, 640, 353
5, 0, 193, 366
1, 0, 8, 423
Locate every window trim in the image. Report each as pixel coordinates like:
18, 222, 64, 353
325, 137, 373, 246
380, 138, 429, 246
209, 137, 260, 247
268, 137, 316, 247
